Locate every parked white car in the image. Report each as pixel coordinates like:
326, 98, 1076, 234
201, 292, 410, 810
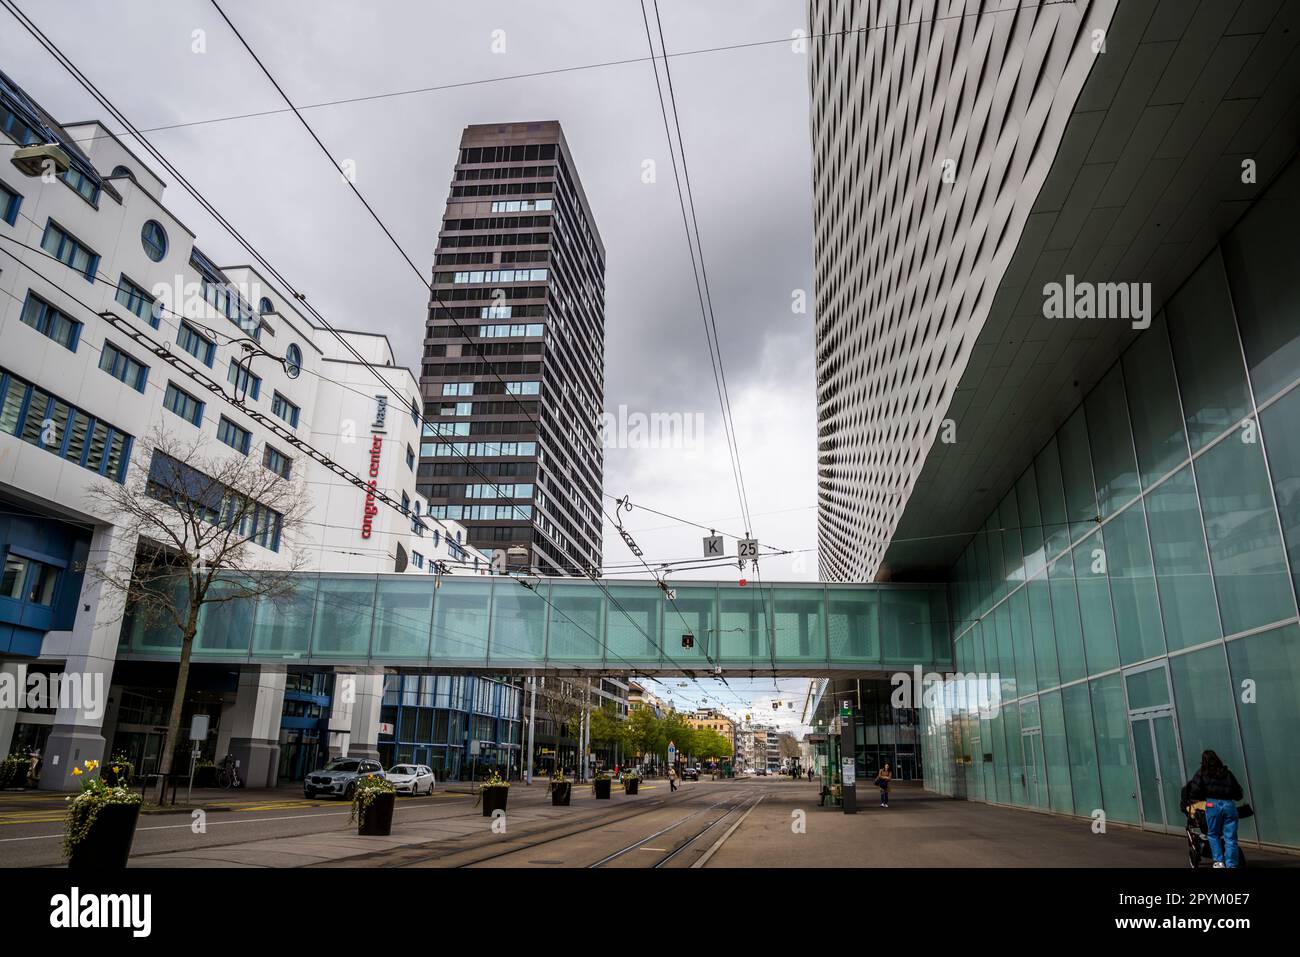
386, 764, 436, 795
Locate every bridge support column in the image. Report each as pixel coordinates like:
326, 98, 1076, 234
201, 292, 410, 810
224, 665, 287, 789
328, 670, 383, 762
39, 524, 134, 791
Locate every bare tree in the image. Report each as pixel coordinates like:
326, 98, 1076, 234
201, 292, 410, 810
536, 676, 588, 775
86, 425, 310, 787
778, 732, 801, 760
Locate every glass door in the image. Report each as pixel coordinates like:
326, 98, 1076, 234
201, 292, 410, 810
1021, 729, 1046, 809
1130, 711, 1185, 832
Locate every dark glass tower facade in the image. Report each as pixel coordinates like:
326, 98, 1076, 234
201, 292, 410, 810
419, 122, 605, 575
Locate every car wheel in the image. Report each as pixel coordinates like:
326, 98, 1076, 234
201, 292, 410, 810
344, 782, 355, 801
304, 788, 315, 799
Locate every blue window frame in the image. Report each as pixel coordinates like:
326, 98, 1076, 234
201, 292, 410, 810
40, 220, 98, 281
284, 343, 302, 379
271, 391, 300, 428
406, 444, 415, 471
163, 382, 203, 426
217, 416, 252, 455
176, 321, 216, 367
60, 166, 99, 205
0, 366, 132, 482
227, 360, 261, 401
18, 292, 80, 351
262, 445, 291, 479
0, 102, 40, 144
98, 342, 148, 393
0, 179, 20, 226
115, 275, 160, 328
146, 451, 280, 551
141, 220, 167, 262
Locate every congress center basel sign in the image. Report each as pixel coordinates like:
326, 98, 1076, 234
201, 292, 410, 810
360, 394, 388, 539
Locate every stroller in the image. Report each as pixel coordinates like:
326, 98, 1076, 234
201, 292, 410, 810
1183, 800, 1249, 868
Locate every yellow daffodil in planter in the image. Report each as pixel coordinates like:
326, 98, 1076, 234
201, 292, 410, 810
63, 758, 143, 869
549, 769, 572, 807
475, 769, 510, 817
349, 773, 396, 836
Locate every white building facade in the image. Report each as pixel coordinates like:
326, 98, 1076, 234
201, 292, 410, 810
0, 71, 488, 789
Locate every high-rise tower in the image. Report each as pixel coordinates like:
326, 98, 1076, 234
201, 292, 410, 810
419, 122, 605, 575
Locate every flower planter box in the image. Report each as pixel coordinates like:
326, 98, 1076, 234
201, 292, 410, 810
68, 802, 140, 869
481, 785, 509, 817
551, 781, 572, 806
593, 778, 612, 799
357, 791, 396, 835
624, 779, 640, 795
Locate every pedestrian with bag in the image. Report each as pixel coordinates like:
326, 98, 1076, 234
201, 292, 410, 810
874, 762, 893, 808
668, 766, 678, 792
1181, 750, 1245, 868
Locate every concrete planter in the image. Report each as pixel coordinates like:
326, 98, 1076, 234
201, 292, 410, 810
593, 778, 612, 799
68, 802, 140, 870
481, 785, 509, 817
551, 781, 572, 806
357, 791, 395, 835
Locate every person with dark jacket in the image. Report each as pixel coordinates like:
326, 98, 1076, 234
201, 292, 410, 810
1181, 750, 1244, 868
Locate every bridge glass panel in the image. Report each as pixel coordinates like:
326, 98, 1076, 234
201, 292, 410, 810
490, 583, 547, 663
311, 575, 377, 658
431, 577, 491, 663
826, 587, 878, 662
371, 576, 435, 659
545, 581, 605, 664
773, 586, 826, 664
605, 584, 662, 665
196, 575, 256, 655
251, 577, 315, 657
718, 587, 773, 666
667, 585, 717, 666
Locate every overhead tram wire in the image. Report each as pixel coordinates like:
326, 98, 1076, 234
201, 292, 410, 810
6, 3, 776, 711
643, 0, 776, 681
0, 12, 705, 689
53, 1, 1082, 151
200, 0, 748, 695
204, 0, 611, 580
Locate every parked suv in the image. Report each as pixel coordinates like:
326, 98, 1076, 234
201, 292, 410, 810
682, 767, 701, 781
304, 757, 385, 799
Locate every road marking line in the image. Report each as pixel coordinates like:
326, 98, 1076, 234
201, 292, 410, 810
692, 795, 763, 869
638, 847, 667, 852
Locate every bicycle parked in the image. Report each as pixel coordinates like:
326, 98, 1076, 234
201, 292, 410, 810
216, 753, 243, 790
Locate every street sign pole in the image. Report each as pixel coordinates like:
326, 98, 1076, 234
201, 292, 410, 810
840, 706, 857, 814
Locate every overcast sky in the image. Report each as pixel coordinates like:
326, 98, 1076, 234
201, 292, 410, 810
2, 0, 819, 725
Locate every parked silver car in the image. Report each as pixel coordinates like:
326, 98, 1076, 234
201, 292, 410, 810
303, 757, 385, 799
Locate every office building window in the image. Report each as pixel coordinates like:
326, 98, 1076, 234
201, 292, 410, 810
18, 292, 80, 351
163, 382, 204, 426
217, 416, 252, 455
406, 445, 415, 471
141, 220, 168, 262
271, 391, 300, 427
0, 365, 132, 482
115, 275, 161, 328
176, 321, 216, 367
60, 166, 99, 205
40, 220, 98, 281
0, 179, 20, 225
263, 445, 292, 479
98, 342, 149, 393
227, 360, 261, 400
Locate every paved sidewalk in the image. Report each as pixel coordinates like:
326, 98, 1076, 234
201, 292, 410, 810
703, 781, 1300, 867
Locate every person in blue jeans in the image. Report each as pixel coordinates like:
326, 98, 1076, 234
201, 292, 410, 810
1182, 750, 1244, 868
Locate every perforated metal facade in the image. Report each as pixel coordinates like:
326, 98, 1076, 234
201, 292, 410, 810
808, 0, 1118, 581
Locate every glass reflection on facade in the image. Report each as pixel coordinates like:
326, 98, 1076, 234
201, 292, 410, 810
923, 156, 1300, 850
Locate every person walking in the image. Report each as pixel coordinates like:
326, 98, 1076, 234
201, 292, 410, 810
875, 763, 893, 808
668, 766, 678, 792
1182, 750, 1245, 868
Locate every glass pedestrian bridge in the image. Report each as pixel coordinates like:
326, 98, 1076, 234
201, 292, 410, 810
117, 574, 954, 675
